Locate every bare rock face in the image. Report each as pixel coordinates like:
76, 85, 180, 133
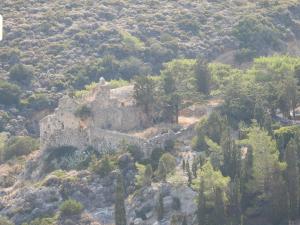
57, 213, 102, 225
127, 183, 197, 225
1, 186, 61, 225
0, 162, 136, 225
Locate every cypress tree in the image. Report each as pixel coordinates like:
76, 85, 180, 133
268, 165, 288, 225
197, 179, 207, 225
194, 58, 211, 95
192, 158, 198, 178
157, 192, 164, 220
229, 178, 242, 225
186, 160, 192, 187
214, 188, 226, 225
241, 145, 253, 211
162, 74, 180, 123
144, 164, 153, 186
182, 159, 186, 172
285, 138, 299, 221
182, 215, 188, 225
115, 174, 127, 225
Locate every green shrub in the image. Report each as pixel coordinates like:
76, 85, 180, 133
0, 216, 14, 225
127, 144, 144, 162
274, 126, 300, 159
23, 93, 54, 111
234, 48, 256, 64
164, 139, 175, 152
9, 64, 33, 85
1, 136, 39, 161
233, 16, 281, 56
120, 30, 145, 51
21, 216, 57, 225
109, 79, 130, 89
0, 80, 21, 105
150, 148, 165, 170
178, 18, 199, 34
89, 156, 115, 177
43, 146, 78, 172
0, 112, 10, 132
74, 105, 92, 119
158, 153, 176, 174
59, 199, 83, 217
0, 48, 20, 65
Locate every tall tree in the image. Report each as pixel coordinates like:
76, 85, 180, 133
285, 138, 299, 221
182, 159, 186, 172
197, 179, 207, 225
115, 174, 127, 225
133, 76, 155, 120
214, 188, 226, 225
241, 145, 254, 210
157, 191, 164, 221
192, 120, 208, 152
186, 160, 193, 187
221, 128, 241, 179
194, 58, 211, 95
162, 74, 180, 123
228, 178, 242, 225
242, 125, 280, 195
206, 112, 224, 144
268, 165, 288, 225
144, 164, 153, 186
192, 158, 198, 178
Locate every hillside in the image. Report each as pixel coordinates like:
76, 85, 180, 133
0, 0, 300, 137
2, 0, 300, 82
2, 1, 300, 225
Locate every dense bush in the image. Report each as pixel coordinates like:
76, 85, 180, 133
127, 144, 144, 162
274, 126, 300, 159
0, 112, 10, 132
74, 105, 92, 119
0, 80, 21, 106
59, 199, 83, 217
150, 148, 165, 170
9, 64, 33, 85
43, 146, 78, 172
0, 48, 20, 65
89, 156, 115, 177
164, 139, 175, 152
22, 216, 56, 225
157, 153, 176, 180
178, 18, 199, 34
1, 136, 38, 161
0, 216, 14, 225
234, 48, 256, 64
233, 16, 281, 57
22, 93, 55, 111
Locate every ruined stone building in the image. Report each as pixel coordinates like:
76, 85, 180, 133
40, 78, 150, 153
40, 78, 195, 157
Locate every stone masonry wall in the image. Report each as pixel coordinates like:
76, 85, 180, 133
39, 79, 195, 158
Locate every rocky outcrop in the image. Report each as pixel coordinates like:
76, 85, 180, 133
0, 164, 136, 225
127, 183, 197, 225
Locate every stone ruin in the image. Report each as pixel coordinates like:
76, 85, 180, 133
40, 78, 193, 157
39, 78, 192, 157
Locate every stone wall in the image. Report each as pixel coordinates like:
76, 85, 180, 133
39, 80, 147, 152
39, 79, 196, 158
91, 104, 145, 132
90, 128, 146, 153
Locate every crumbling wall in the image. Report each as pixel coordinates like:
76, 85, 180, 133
39, 79, 157, 155
41, 128, 90, 151
90, 128, 146, 153
91, 104, 145, 131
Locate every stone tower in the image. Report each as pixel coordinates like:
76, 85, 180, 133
93, 77, 111, 106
